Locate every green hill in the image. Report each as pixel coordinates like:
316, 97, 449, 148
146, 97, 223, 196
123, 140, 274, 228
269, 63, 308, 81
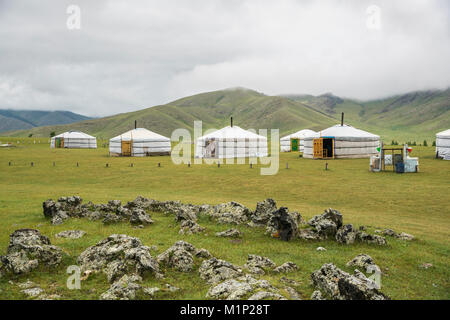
4, 88, 335, 140
0, 109, 92, 133
283, 89, 450, 143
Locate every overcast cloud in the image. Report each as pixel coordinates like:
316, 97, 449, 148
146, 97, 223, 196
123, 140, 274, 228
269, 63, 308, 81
0, 0, 449, 116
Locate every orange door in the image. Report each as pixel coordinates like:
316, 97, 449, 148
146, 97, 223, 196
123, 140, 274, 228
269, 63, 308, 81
313, 138, 323, 159
121, 141, 132, 156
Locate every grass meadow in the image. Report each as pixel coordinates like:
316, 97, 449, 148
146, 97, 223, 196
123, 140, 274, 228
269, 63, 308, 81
0, 137, 449, 299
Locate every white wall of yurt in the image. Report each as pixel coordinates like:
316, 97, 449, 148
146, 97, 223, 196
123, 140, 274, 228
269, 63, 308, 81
195, 126, 268, 158
436, 129, 450, 158
303, 124, 380, 158
50, 131, 97, 149
280, 129, 316, 152
109, 128, 171, 156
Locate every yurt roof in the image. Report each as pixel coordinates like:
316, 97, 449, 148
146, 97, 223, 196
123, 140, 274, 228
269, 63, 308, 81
436, 129, 450, 138
281, 129, 317, 141
54, 131, 95, 139
307, 124, 379, 139
198, 126, 266, 140
110, 128, 170, 141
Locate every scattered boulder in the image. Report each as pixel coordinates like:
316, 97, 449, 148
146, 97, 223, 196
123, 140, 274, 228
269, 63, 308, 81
102, 213, 125, 225
207, 202, 251, 224
310, 263, 389, 300
298, 229, 323, 241
129, 208, 153, 226
249, 198, 277, 227
175, 207, 198, 223
77, 234, 160, 283
143, 287, 160, 298
396, 232, 415, 241
273, 262, 298, 274
280, 277, 301, 287
195, 248, 212, 259
165, 283, 180, 292
199, 258, 243, 284
311, 290, 325, 300
335, 224, 357, 244
284, 286, 301, 300
244, 254, 276, 275
265, 207, 299, 241
316, 247, 327, 252
346, 254, 381, 273
248, 291, 287, 300
355, 232, 387, 246
0, 229, 62, 274
100, 274, 142, 300
55, 230, 86, 239
308, 208, 343, 238
179, 220, 205, 235
22, 287, 44, 298
157, 241, 195, 272
215, 229, 242, 238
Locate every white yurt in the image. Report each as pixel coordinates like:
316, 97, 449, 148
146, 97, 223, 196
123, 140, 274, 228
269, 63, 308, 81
50, 131, 97, 149
195, 124, 268, 159
303, 124, 380, 159
280, 129, 317, 152
436, 129, 450, 159
109, 128, 171, 157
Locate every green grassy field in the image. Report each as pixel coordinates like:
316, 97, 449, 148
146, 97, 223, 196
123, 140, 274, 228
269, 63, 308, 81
0, 138, 449, 300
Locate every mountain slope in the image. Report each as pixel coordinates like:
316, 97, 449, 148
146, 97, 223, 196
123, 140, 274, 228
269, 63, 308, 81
4, 88, 336, 139
0, 110, 92, 133
283, 89, 450, 142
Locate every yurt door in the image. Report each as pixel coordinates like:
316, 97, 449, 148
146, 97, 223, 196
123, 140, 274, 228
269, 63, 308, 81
313, 138, 323, 158
56, 137, 64, 148
291, 138, 299, 152
121, 141, 132, 156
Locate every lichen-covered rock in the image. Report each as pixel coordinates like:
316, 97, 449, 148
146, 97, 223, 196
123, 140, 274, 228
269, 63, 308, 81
215, 229, 242, 238
157, 241, 197, 272
207, 202, 251, 224
265, 207, 299, 241
55, 230, 86, 239
273, 262, 298, 274
77, 234, 160, 283
179, 220, 205, 235
195, 248, 212, 259
249, 198, 277, 227
311, 290, 325, 300
175, 207, 198, 223
336, 224, 357, 244
346, 254, 380, 273
199, 258, 243, 284
298, 229, 323, 241
43, 196, 84, 225
382, 229, 396, 237
356, 232, 387, 246
102, 213, 125, 225
308, 208, 343, 238
310, 263, 389, 300
129, 208, 153, 226
0, 229, 62, 274
244, 254, 276, 275
22, 287, 44, 298
100, 274, 142, 300
248, 291, 287, 300
396, 232, 414, 241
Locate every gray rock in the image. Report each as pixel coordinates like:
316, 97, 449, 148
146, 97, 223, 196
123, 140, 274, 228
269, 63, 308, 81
195, 248, 212, 259
244, 254, 276, 275
273, 262, 298, 273
336, 224, 357, 244
265, 207, 299, 241
0, 229, 62, 274
346, 254, 380, 273
22, 287, 44, 298
298, 229, 323, 241
207, 202, 251, 224
355, 231, 387, 246
279, 277, 301, 287
250, 198, 277, 226
215, 228, 242, 238
310, 263, 389, 300
157, 241, 196, 272
308, 208, 343, 238
284, 286, 301, 300
102, 213, 125, 225
199, 258, 243, 284
77, 234, 160, 283
165, 283, 180, 292
179, 220, 205, 235
129, 208, 153, 225
143, 287, 160, 297
396, 232, 414, 241
311, 290, 325, 300
100, 274, 142, 300
248, 291, 287, 300
382, 229, 396, 237
316, 247, 326, 251
55, 230, 86, 239
175, 207, 198, 222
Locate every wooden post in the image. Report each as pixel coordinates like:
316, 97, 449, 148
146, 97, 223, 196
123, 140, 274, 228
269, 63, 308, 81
188, 162, 190, 168
77, 162, 79, 167
325, 162, 328, 170
31, 162, 34, 167
218, 161, 220, 168
8, 161, 11, 166
250, 162, 252, 169
53, 161, 55, 167
130, 163, 133, 167
158, 163, 161, 167
106, 163, 109, 168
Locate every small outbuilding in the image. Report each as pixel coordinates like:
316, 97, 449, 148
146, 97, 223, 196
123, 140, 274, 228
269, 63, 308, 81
109, 128, 171, 157
280, 129, 316, 152
195, 124, 267, 159
436, 129, 450, 159
50, 131, 97, 149
303, 124, 380, 159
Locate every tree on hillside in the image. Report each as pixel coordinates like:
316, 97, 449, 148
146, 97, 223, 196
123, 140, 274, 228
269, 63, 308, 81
50, 131, 56, 137
28, 134, 33, 138
423, 140, 428, 146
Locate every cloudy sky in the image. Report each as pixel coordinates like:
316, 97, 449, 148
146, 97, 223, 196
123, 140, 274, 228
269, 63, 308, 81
0, 0, 449, 116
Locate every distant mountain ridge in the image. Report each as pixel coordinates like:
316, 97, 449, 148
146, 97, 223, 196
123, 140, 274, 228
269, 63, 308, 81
0, 109, 92, 133
3, 87, 449, 142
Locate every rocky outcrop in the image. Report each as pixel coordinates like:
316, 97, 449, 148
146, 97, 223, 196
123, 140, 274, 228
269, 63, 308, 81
249, 198, 277, 227
199, 258, 243, 284
129, 208, 153, 225
265, 207, 301, 241
100, 274, 142, 300
77, 234, 160, 283
206, 202, 251, 224
310, 263, 389, 300
382, 229, 415, 241
335, 224, 357, 244
355, 232, 387, 246
346, 254, 381, 273
308, 208, 343, 238
179, 220, 205, 235
157, 241, 196, 272
273, 262, 298, 273
0, 229, 62, 274
215, 229, 242, 238
244, 254, 276, 275
55, 230, 86, 239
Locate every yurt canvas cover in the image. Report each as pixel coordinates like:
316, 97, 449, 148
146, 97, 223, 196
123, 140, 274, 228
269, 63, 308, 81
303, 124, 380, 159
50, 131, 97, 149
280, 129, 316, 152
195, 126, 268, 158
109, 128, 171, 157
436, 129, 450, 158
